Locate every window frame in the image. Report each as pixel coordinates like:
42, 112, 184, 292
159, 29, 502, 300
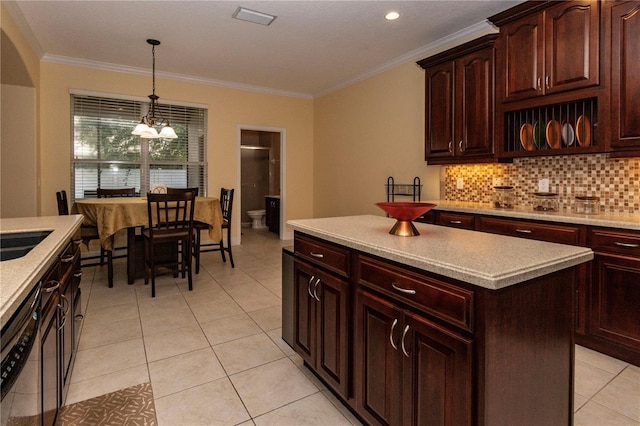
70, 92, 207, 201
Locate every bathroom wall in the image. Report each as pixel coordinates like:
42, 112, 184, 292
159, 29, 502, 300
443, 154, 640, 213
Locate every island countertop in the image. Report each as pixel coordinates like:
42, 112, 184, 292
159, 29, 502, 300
0, 215, 83, 329
288, 215, 593, 290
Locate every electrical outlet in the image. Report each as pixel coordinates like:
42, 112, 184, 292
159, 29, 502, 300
456, 177, 464, 190
538, 178, 550, 193
492, 177, 502, 187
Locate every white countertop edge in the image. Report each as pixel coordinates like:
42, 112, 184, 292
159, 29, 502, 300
426, 200, 640, 231
0, 215, 84, 329
289, 216, 594, 290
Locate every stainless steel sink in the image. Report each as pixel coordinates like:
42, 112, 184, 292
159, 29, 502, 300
0, 230, 52, 261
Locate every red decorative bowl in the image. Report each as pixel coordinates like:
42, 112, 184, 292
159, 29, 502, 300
375, 202, 436, 236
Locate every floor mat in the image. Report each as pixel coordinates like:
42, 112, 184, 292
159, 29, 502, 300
57, 382, 156, 425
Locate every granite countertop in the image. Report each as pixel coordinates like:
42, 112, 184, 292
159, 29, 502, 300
0, 215, 83, 329
288, 215, 593, 290
426, 200, 640, 231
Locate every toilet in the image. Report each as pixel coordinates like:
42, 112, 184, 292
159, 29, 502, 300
246, 209, 267, 229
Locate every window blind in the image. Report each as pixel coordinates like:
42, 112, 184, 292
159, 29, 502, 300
71, 94, 207, 200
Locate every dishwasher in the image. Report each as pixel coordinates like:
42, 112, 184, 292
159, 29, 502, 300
1, 284, 41, 426
281, 246, 294, 348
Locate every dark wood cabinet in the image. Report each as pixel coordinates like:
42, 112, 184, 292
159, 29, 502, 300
585, 228, 640, 365
418, 35, 497, 164
265, 196, 280, 234
293, 238, 350, 399
476, 215, 586, 245
41, 276, 60, 426
435, 211, 476, 230
609, 1, 640, 152
40, 233, 83, 426
496, 0, 600, 102
354, 289, 473, 426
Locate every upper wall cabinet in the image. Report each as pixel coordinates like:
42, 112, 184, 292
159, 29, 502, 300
492, 1, 600, 103
609, 1, 640, 153
417, 35, 498, 165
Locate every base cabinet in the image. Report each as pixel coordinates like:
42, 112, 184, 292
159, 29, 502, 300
354, 289, 472, 426
293, 259, 349, 398
293, 231, 576, 425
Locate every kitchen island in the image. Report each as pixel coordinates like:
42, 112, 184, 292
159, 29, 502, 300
288, 215, 593, 425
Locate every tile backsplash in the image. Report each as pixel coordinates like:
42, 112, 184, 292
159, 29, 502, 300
443, 154, 640, 213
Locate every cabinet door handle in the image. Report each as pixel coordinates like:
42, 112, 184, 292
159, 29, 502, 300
516, 229, 532, 234
310, 252, 324, 258
58, 293, 69, 331
389, 318, 399, 350
392, 283, 416, 295
42, 281, 60, 293
450, 220, 462, 224
537, 77, 542, 91
614, 242, 639, 248
73, 271, 82, 278
307, 276, 315, 298
401, 325, 410, 357
448, 141, 453, 153
459, 140, 464, 153
545, 76, 550, 89
313, 278, 321, 302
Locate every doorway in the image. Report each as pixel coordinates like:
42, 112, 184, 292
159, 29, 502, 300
237, 127, 285, 242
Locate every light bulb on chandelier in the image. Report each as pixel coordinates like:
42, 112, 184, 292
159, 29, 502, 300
132, 39, 178, 139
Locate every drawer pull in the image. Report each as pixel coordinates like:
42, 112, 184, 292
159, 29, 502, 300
389, 318, 398, 350
310, 252, 324, 258
516, 229, 532, 234
73, 271, 82, 278
61, 254, 75, 263
614, 242, 639, 248
313, 278, 321, 302
401, 325, 410, 357
392, 283, 416, 295
450, 220, 462, 224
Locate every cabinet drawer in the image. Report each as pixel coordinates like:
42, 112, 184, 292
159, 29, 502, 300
589, 228, 640, 257
436, 212, 475, 230
358, 255, 474, 332
295, 234, 350, 278
477, 216, 585, 245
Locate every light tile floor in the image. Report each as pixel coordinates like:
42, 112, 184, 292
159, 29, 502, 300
65, 228, 640, 425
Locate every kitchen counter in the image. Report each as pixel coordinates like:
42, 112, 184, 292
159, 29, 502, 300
426, 200, 640, 231
0, 215, 83, 329
288, 214, 593, 290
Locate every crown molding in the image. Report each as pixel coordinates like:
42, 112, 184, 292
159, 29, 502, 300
313, 19, 498, 98
41, 54, 314, 100
2, 1, 44, 58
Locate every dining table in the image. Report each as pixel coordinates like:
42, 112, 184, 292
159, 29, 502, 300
72, 196, 223, 283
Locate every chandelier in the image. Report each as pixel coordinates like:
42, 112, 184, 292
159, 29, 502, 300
132, 39, 178, 139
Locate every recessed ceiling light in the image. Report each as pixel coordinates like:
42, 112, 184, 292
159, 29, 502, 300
385, 11, 400, 21
232, 6, 277, 26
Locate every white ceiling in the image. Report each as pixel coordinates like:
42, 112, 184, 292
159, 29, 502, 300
5, 0, 518, 98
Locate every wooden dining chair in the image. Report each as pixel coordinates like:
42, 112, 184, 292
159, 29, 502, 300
56, 190, 102, 267
143, 192, 196, 297
168, 187, 235, 272
96, 187, 136, 287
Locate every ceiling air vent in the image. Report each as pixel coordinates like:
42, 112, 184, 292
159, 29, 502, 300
232, 7, 277, 26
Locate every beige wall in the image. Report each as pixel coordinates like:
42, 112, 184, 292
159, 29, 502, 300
39, 62, 314, 240
1, 84, 37, 217
1, 4, 41, 217
314, 62, 440, 218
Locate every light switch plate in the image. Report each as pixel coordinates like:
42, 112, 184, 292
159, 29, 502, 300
538, 178, 550, 192
456, 177, 464, 190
